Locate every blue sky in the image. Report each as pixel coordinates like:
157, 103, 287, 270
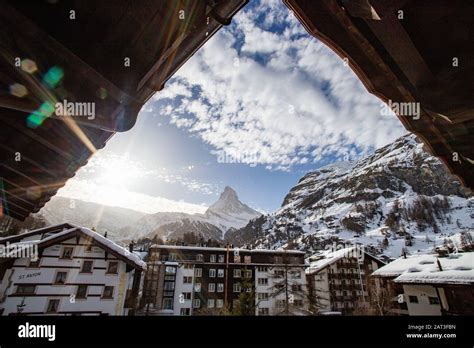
56, 0, 405, 214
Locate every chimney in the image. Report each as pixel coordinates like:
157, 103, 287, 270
104, 231, 108, 238
402, 249, 407, 259
129, 242, 134, 252
437, 258, 443, 271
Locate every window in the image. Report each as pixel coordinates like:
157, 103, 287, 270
257, 292, 269, 301
196, 254, 204, 262
291, 284, 302, 292
102, 286, 114, 299
165, 266, 177, 275
61, 247, 73, 259
217, 283, 224, 293
208, 283, 215, 292
233, 283, 241, 293
183, 276, 192, 284
54, 271, 67, 285
194, 283, 201, 292
180, 308, 191, 316
244, 256, 251, 264
169, 253, 177, 261
233, 269, 241, 278
46, 299, 60, 313
218, 255, 225, 263
28, 258, 40, 268
217, 269, 224, 278
195, 268, 202, 277
182, 292, 192, 300
164, 282, 175, 291
207, 299, 215, 308
274, 256, 283, 264
209, 269, 216, 277
234, 255, 241, 263
193, 299, 200, 308
257, 266, 268, 272
257, 278, 268, 285
216, 299, 224, 308
107, 261, 118, 274
276, 300, 285, 308
429, 297, 440, 305
80, 260, 93, 273
76, 285, 88, 299
258, 308, 269, 315
275, 270, 284, 277
294, 299, 303, 307
409, 295, 418, 303
292, 271, 301, 279
210, 255, 217, 263
163, 298, 173, 310
244, 270, 252, 278
183, 263, 193, 269
16, 285, 36, 295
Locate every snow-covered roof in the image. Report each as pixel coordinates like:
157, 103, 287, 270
373, 252, 474, 285
2, 223, 147, 270
306, 247, 357, 274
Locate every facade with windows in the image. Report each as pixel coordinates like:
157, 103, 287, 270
0, 223, 146, 316
306, 246, 385, 315
141, 245, 307, 315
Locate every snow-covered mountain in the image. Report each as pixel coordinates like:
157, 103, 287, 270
128, 186, 261, 241
226, 134, 473, 258
38, 187, 261, 242
39, 196, 146, 235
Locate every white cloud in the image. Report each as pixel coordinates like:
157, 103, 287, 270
151, 0, 406, 170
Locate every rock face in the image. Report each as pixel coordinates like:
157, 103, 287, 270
227, 134, 473, 258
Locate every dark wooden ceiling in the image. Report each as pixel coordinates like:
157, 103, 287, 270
284, 0, 473, 189
0, 0, 247, 221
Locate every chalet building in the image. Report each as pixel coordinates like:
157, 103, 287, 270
306, 246, 385, 315
0, 223, 146, 316
372, 252, 474, 316
141, 245, 307, 316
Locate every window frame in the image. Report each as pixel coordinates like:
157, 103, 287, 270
106, 261, 119, 275
80, 260, 94, 274
60, 246, 74, 260
53, 271, 68, 285
102, 286, 114, 299
76, 284, 88, 299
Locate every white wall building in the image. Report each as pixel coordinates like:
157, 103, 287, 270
372, 252, 474, 316
306, 246, 385, 315
0, 223, 146, 316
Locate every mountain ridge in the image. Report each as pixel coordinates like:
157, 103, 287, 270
225, 134, 473, 258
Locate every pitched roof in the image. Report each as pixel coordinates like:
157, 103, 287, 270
306, 246, 385, 275
0, 223, 146, 270
373, 252, 474, 285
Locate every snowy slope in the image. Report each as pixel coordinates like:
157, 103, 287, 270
122, 186, 261, 241
228, 134, 473, 259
